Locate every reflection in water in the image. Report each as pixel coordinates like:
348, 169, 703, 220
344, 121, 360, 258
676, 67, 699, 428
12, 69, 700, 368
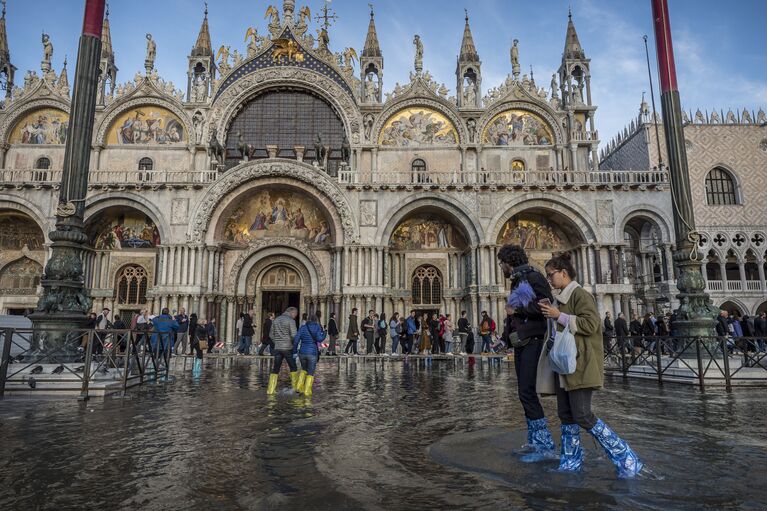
1, 358, 766, 510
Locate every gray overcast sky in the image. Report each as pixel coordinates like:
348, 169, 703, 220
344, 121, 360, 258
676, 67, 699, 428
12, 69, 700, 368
7, 0, 767, 147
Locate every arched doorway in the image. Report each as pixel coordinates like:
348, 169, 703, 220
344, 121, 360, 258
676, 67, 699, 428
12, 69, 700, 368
257, 264, 303, 326
235, 247, 323, 334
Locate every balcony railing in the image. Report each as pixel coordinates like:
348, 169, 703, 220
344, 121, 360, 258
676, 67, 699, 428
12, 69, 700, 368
706, 280, 724, 292
707, 280, 764, 292
0, 169, 219, 186
338, 169, 669, 188
2, 167, 668, 190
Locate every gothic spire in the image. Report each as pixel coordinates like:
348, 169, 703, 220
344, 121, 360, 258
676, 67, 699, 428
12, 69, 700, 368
362, 5, 381, 58
563, 10, 585, 59
101, 3, 113, 58
58, 57, 69, 89
458, 10, 479, 63
0, 0, 10, 64
192, 2, 212, 57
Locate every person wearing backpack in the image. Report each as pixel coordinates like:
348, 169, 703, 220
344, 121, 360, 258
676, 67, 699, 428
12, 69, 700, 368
538, 252, 644, 479
498, 244, 556, 463
479, 311, 495, 353
375, 313, 388, 355
293, 312, 327, 397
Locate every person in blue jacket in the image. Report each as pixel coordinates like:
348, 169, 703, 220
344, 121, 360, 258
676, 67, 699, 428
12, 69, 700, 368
292, 311, 327, 396
150, 308, 179, 361
405, 310, 418, 354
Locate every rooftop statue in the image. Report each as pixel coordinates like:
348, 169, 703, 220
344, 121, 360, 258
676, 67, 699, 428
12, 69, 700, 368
413, 35, 423, 75
510, 39, 520, 78
145, 34, 156, 72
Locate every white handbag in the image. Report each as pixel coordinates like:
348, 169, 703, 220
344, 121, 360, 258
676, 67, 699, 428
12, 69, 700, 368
548, 320, 578, 375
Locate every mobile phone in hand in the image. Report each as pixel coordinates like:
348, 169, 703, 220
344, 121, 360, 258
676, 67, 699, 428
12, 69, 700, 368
539, 299, 551, 307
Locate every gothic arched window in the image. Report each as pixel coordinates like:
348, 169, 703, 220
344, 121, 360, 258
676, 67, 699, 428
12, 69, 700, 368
115, 265, 148, 305
411, 265, 442, 306
705, 167, 739, 205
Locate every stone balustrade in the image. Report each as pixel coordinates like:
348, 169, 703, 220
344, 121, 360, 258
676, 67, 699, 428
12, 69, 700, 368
337, 168, 668, 189
0, 169, 219, 188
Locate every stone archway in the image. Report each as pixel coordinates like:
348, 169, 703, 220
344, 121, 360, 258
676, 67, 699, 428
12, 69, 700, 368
232, 244, 325, 333
188, 159, 359, 245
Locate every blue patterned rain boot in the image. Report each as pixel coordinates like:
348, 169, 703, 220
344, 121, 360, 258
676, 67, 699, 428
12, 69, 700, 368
520, 417, 557, 462
557, 424, 584, 472
588, 419, 644, 479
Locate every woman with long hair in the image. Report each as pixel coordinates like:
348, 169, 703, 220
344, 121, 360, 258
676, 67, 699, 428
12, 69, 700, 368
538, 252, 644, 479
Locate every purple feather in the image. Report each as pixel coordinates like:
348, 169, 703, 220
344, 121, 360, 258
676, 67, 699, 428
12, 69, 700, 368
508, 281, 536, 308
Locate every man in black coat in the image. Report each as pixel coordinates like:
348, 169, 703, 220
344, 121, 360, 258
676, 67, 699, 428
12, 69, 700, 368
327, 312, 339, 355
240, 310, 255, 355
497, 244, 555, 461
258, 312, 275, 356
614, 312, 630, 353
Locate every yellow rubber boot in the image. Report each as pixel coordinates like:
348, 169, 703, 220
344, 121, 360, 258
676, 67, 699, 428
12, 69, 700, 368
266, 373, 278, 395
303, 375, 314, 397
296, 370, 307, 393
289, 371, 299, 391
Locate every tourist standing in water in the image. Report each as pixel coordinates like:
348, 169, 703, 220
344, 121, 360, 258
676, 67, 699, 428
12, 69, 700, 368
539, 252, 644, 478
497, 244, 556, 462
293, 312, 326, 397
266, 307, 299, 394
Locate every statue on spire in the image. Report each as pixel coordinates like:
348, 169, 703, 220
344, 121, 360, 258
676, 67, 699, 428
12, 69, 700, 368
145, 34, 156, 73
41, 33, 54, 73
510, 39, 520, 79
413, 35, 423, 75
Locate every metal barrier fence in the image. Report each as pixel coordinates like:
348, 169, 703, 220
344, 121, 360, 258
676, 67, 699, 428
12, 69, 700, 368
603, 335, 767, 390
0, 327, 175, 400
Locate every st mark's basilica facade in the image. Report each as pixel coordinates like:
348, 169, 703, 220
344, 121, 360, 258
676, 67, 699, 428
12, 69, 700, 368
1, 1, 763, 342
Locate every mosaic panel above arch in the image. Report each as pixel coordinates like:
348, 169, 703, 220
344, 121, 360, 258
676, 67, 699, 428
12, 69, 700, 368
9, 108, 69, 145
0, 212, 45, 250
87, 208, 161, 250
497, 214, 569, 250
379, 107, 458, 147
107, 106, 186, 145
222, 187, 333, 247
390, 215, 467, 251
482, 109, 554, 146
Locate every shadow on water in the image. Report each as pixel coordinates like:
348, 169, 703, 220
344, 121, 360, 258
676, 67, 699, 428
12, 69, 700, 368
1, 357, 766, 510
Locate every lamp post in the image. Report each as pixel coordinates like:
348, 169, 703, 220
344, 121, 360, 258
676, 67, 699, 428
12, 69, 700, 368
650, 0, 716, 336
29, 0, 106, 355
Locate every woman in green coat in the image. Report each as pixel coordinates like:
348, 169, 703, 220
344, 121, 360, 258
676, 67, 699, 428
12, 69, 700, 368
538, 252, 644, 479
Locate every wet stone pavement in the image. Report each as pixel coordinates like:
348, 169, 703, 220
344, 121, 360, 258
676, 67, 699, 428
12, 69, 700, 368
1, 357, 766, 510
